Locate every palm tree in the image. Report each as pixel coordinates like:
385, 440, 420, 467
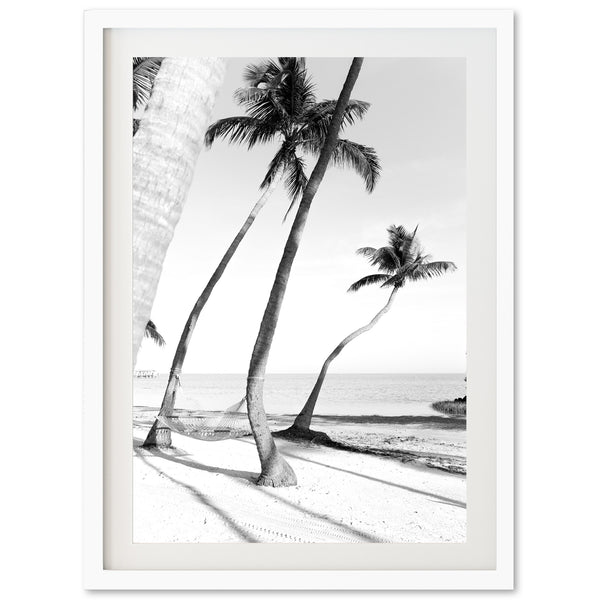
142, 57, 380, 448
133, 58, 171, 349
244, 57, 366, 487
288, 225, 457, 434
132, 57, 226, 365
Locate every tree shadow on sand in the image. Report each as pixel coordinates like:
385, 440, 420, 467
135, 443, 257, 482
135, 442, 385, 542
251, 483, 384, 542
236, 438, 466, 510
135, 451, 260, 542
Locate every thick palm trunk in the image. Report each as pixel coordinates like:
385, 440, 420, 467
133, 57, 226, 365
292, 287, 398, 431
142, 173, 282, 448
244, 58, 364, 487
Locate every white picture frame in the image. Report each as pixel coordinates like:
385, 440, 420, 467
84, 8, 513, 590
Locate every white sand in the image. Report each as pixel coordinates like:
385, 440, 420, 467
133, 426, 466, 543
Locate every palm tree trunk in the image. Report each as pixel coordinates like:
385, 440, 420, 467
244, 58, 364, 487
142, 172, 283, 448
292, 287, 398, 431
133, 57, 226, 366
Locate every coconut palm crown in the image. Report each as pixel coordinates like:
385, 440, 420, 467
205, 57, 380, 218
349, 225, 456, 292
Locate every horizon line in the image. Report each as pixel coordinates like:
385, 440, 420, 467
134, 371, 466, 376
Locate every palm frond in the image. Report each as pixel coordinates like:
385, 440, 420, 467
409, 261, 457, 280
380, 274, 407, 288
133, 57, 163, 111
330, 139, 381, 192
278, 56, 306, 69
282, 152, 308, 221
144, 320, 165, 347
348, 273, 390, 292
243, 92, 289, 127
299, 137, 380, 192
385, 225, 415, 265
259, 143, 288, 190
386, 224, 411, 249
276, 58, 315, 119
403, 225, 421, 264
233, 86, 270, 106
204, 116, 278, 149
356, 246, 377, 258
303, 99, 371, 137
371, 246, 401, 272
242, 58, 284, 87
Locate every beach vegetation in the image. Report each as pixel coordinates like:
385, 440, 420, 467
432, 399, 466, 416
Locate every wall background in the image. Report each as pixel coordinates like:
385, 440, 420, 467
1, 1, 598, 597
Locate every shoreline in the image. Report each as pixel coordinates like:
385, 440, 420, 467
273, 413, 466, 475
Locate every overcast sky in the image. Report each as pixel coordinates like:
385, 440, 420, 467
136, 57, 466, 374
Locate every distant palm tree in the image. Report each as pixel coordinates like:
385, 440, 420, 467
243, 58, 366, 487
288, 225, 457, 434
143, 57, 380, 448
132, 57, 226, 364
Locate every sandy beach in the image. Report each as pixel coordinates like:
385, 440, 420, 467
133, 413, 466, 543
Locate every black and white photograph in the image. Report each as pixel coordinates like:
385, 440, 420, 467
132, 56, 466, 544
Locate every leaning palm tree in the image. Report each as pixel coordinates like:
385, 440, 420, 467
143, 57, 379, 448
133, 57, 226, 365
287, 225, 456, 435
243, 57, 366, 487
133, 58, 171, 346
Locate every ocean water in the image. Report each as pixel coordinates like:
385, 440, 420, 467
134, 373, 466, 418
